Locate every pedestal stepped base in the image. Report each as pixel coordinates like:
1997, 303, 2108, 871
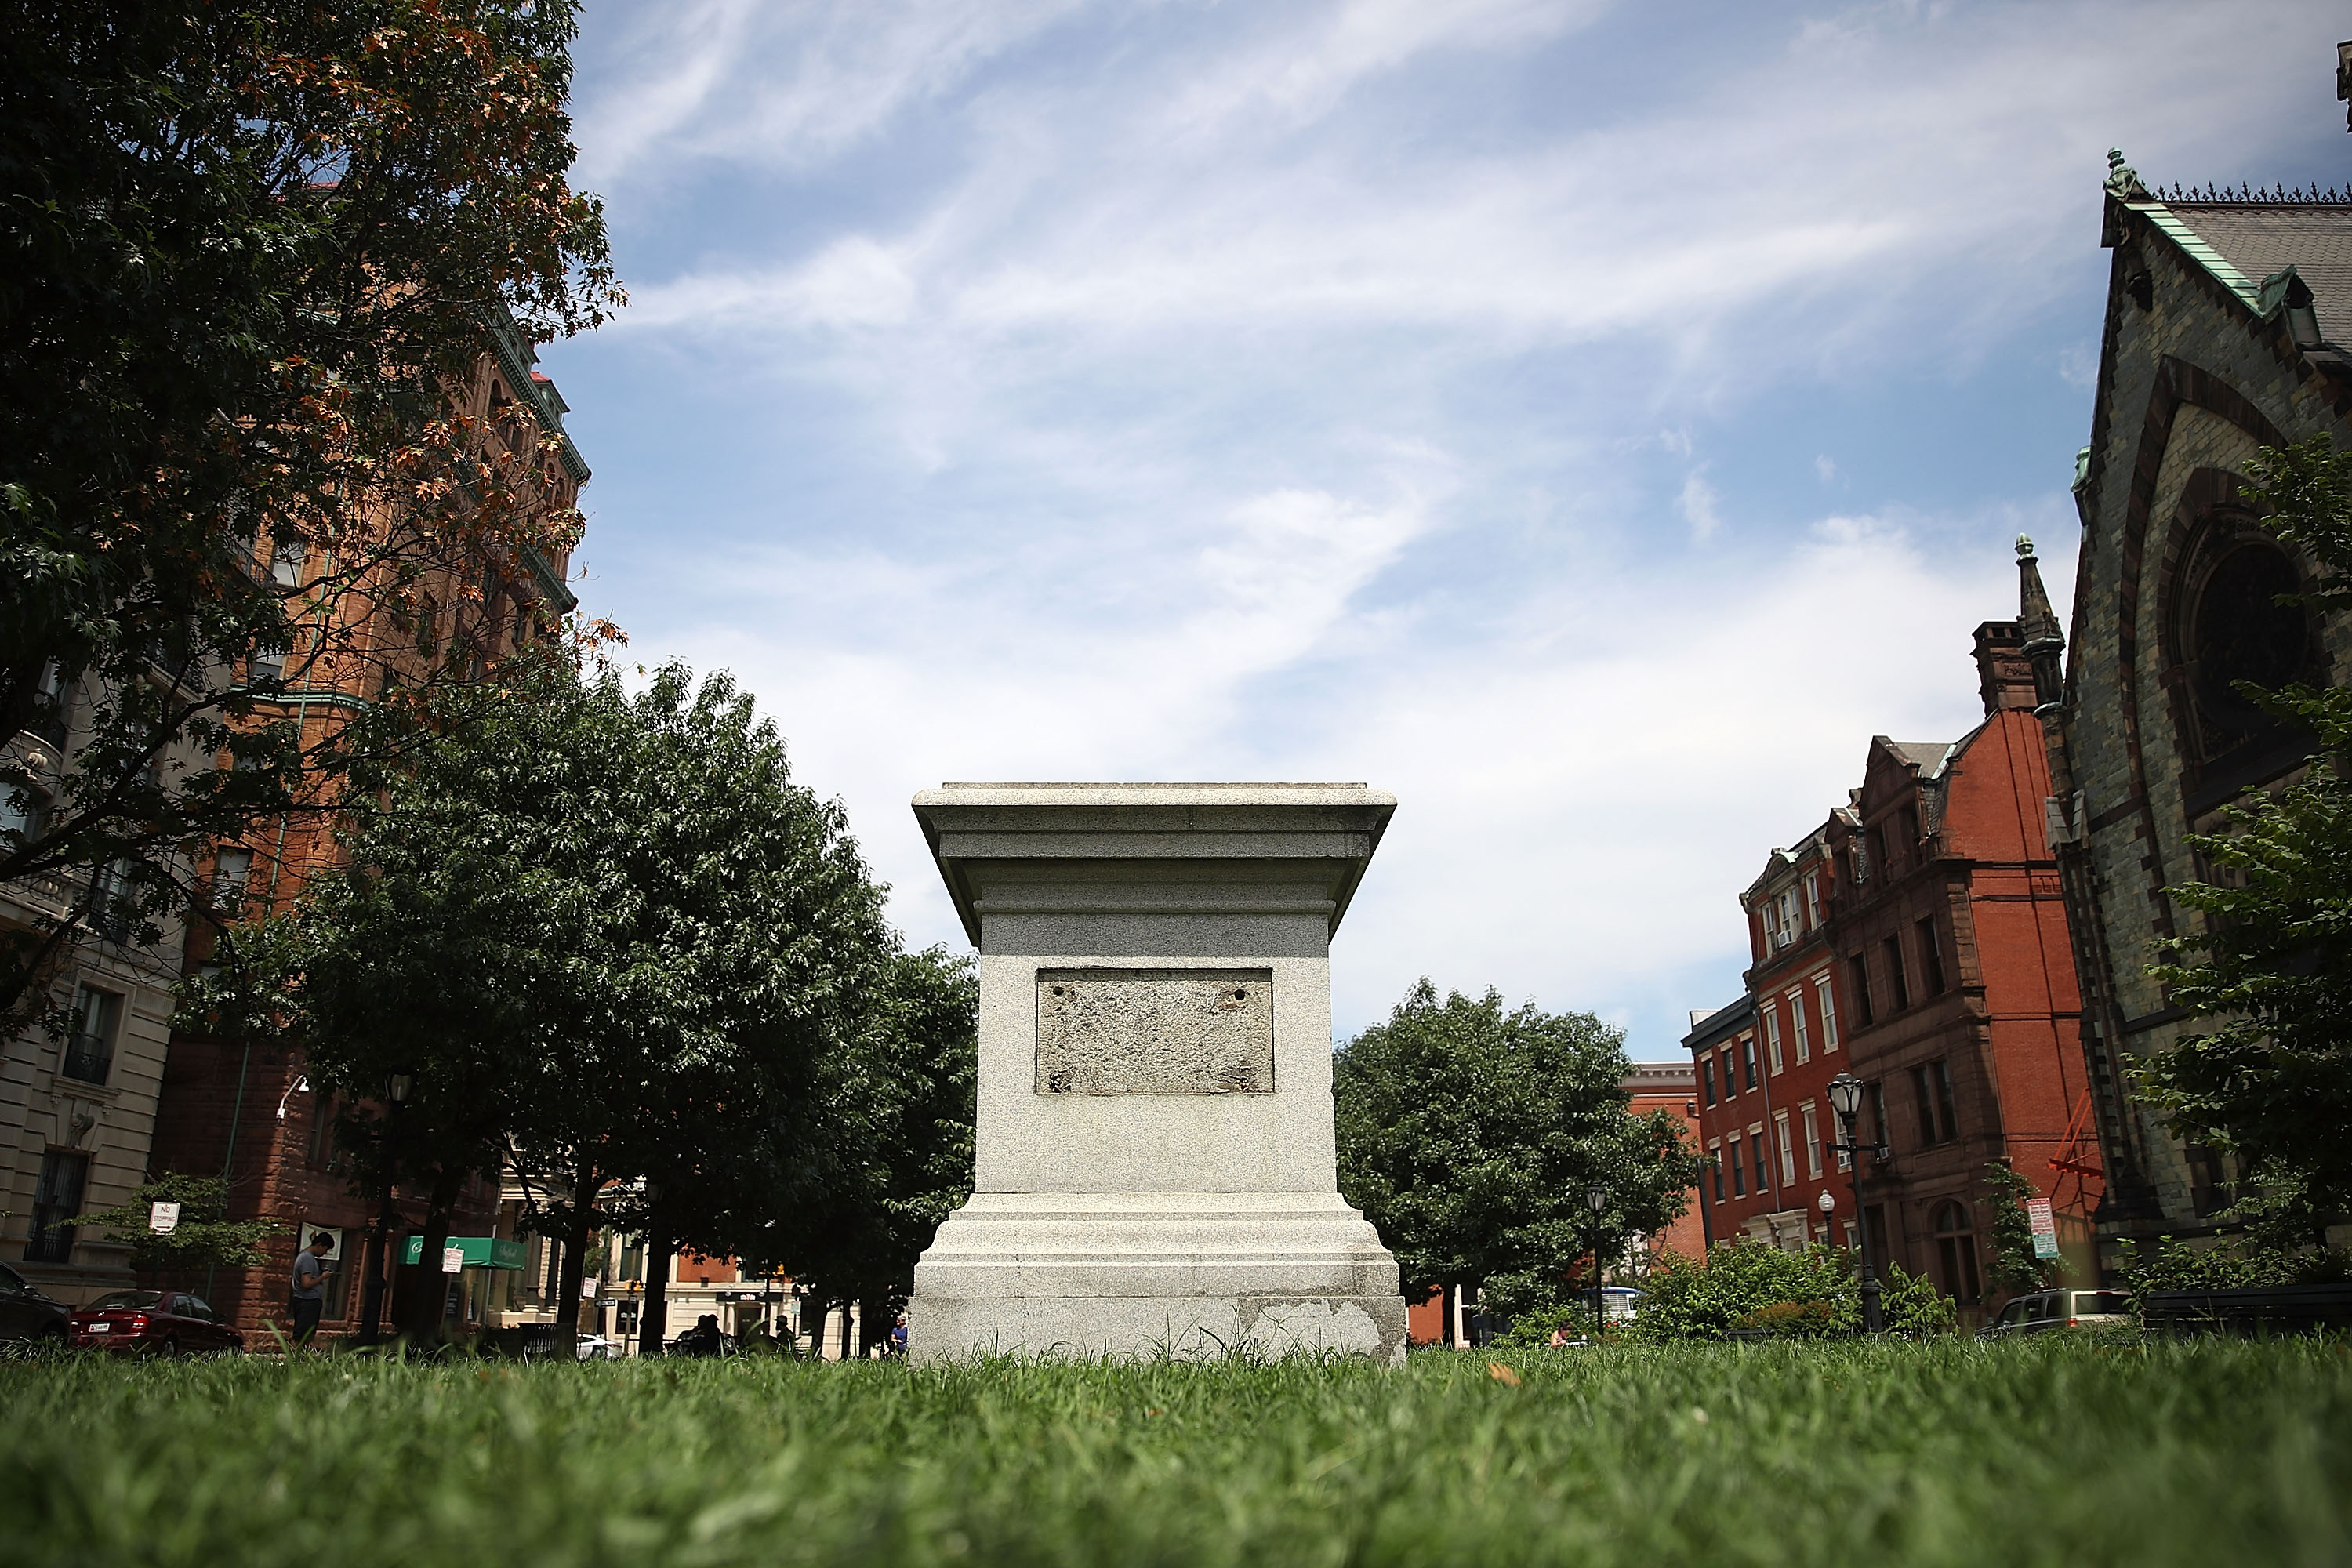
902, 783, 1406, 1366
908, 1192, 1406, 1363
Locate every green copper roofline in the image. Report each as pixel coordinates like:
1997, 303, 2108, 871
481, 299, 592, 487
2122, 197, 2265, 312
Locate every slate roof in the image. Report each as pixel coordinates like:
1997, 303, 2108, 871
2161, 203, 2352, 343
1883, 739, 1952, 773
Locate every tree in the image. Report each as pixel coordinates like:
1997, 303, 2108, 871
1333, 979, 1703, 1321
1, 0, 620, 1036
1981, 1158, 2060, 1298
2147, 437, 2352, 1216
67, 1173, 283, 1275
782, 946, 978, 1354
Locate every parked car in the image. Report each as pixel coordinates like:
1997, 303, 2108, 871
1976, 1288, 2133, 1340
576, 1334, 617, 1361
68, 1290, 244, 1356
0, 1261, 71, 1351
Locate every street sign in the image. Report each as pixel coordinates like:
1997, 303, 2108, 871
148, 1201, 180, 1234
582, 1276, 600, 1300
441, 1245, 466, 1275
2025, 1198, 2060, 1260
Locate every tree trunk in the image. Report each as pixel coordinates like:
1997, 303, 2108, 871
801, 1297, 827, 1360
858, 1293, 888, 1357
636, 1214, 674, 1357
840, 1300, 855, 1361
551, 1152, 596, 1356
405, 1165, 466, 1344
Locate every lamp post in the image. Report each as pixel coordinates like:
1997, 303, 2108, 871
357, 1069, 412, 1347
1583, 1180, 1610, 1337
1825, 1072, 1886, 1334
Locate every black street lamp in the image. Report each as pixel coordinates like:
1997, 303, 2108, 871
1825, 1072, 1888, 1334
1583, 1180, 1610, 1336
357, 1069, 412, 1348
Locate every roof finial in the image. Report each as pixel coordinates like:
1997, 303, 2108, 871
2105, 148, 2148, 200
2016, 534, 2036, 561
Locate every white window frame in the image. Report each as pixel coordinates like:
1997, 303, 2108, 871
1774, 1111, 1795, 1186
1803, 870, 1822, 928
1802, 1102, 1823, 1178
1788, 988, 1810, 1063
1814, 974, 1839, 1053
1763, 1004, 1784, 1075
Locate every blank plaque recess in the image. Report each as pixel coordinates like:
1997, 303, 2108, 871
1034, 968, 1275, 1096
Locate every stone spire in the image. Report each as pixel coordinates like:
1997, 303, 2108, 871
2016, 535, 2065, 711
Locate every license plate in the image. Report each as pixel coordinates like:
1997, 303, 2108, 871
86, 1323, 109, 1334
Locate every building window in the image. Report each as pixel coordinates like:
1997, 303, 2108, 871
1803, 871, 1822, 929
1708, 1144, 1724, 1203
1719, 1047, 1737, 1098
1801, 1102, 1823, 1178
1882, 935, 1910, 1011
25, 1149, 89, 1263
1789, 990, 1810, 1063
1774, 1111, 1795, 1186
1741, 1036, 1759, 1091
1917, 916, 1947, 995
1932, 1200, 1980, 1303
211, 847, 254, 914
1867, 823, 1888, 877
61, 984, 120, 1084
1751, 1127, 1769, 1196
1815, 975, 1838, 1052
1900, 804, 1922, 855
1849, 954, 1875, 1027
1778, 888, 1801, 944
270, 539, 307, 590
1700, 1056, 1716, 1107
1728, 1134, 1745, 1197
1764, 1006, 1784, 1076
1911, 1059, 1958, 1145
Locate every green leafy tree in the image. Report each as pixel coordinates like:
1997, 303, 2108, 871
1982, 1159, 2060, 1298
1334, 979, 1703, 1321
67, 1173, 284, 1273
2147, 437, 2352, 1214
782, 946, 978, 1354
1, 0, 619, 1036
198, 656, 894, 1345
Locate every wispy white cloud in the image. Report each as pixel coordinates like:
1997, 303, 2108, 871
551, 0, 2336, 1053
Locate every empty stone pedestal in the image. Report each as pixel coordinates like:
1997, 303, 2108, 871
904, 783, 1406, 1363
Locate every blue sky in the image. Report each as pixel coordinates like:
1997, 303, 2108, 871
539, 0, 2350, 1058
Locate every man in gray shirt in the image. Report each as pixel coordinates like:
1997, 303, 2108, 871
289, 1232, 333, 1345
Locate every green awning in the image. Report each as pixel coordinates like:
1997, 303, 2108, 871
400, 1236, 527, 1270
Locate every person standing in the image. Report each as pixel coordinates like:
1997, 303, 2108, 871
289, 1232, 334, 1346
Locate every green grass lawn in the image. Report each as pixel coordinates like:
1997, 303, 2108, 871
4, 1339, 2347, 1566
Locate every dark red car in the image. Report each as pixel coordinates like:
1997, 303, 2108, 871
68, 1290, 243, 1356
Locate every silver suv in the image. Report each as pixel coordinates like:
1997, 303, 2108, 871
1977, 1288, 2133, 1339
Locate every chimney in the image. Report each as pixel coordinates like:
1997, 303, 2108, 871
1973, 619, 2036, 715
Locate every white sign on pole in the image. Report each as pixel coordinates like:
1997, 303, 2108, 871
441, 1244, 466, 1275
147, 1201, 180, 1234
582, 1276, 601, 1301
2025, 1197, 2060, 1260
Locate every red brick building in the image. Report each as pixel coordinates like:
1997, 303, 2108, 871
1687, 551, 2104, 1319
145, 322, 588, 1341
1621, 1062, 1707, 1269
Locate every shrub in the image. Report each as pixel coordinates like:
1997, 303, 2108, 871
1627, 1240, 1957, 1341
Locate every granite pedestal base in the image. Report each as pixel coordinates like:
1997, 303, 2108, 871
907, 1192, 1406, 1363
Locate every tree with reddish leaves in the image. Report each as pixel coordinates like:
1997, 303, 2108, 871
0, 1, 621, 1034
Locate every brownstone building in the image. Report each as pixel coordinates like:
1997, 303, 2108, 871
1689, 556, 2103, 1318
143, 315, 590, 1340
2042, 140, 2352, 1261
